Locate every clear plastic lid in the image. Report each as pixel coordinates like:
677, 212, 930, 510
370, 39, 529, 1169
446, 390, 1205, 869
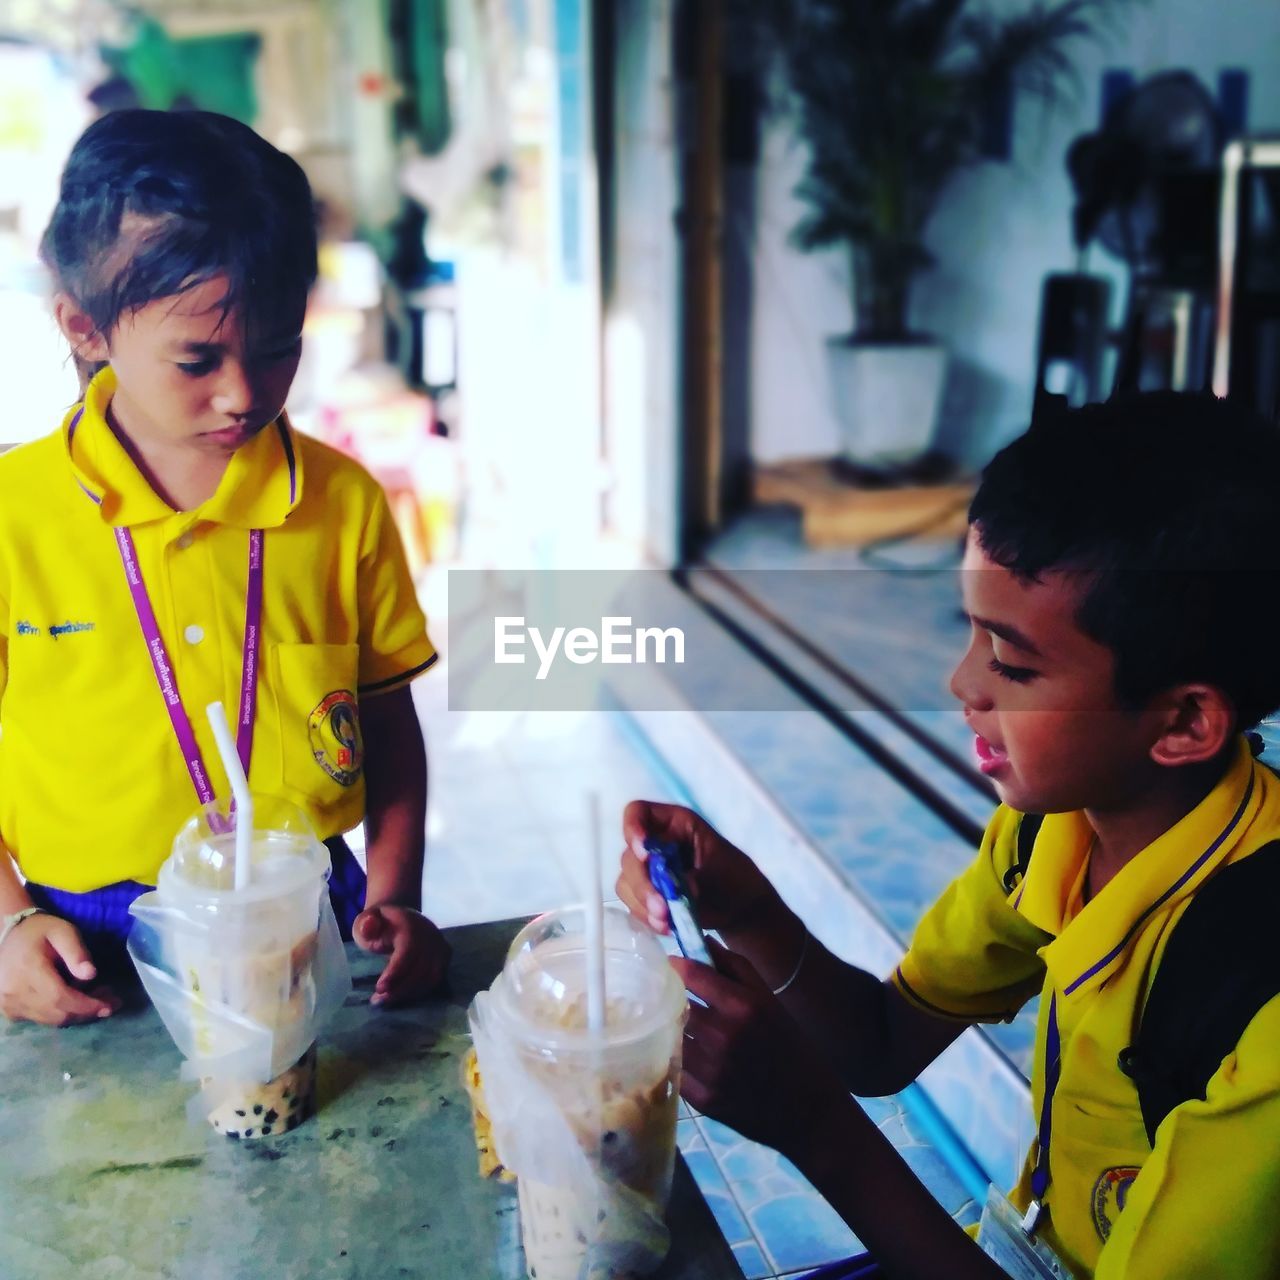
490, 905, 686, 1053
159, 795, 330, 906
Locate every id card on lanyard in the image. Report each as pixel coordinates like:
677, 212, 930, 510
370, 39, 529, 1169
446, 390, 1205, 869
977, 1185, 1073, 1280
70, 407, 264, 804
978, 991, 1073, 1278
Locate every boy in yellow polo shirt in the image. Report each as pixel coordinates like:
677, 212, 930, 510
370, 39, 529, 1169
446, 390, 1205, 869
0, 110, 449, 1027
618, 392, 1280, 1278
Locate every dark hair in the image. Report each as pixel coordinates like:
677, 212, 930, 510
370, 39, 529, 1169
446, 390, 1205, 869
970, 392, 1280, 730
41, 109, 318, 381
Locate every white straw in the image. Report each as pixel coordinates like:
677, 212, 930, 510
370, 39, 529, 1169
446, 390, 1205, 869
207, 701, 253, 890
584, 791, 606, 1034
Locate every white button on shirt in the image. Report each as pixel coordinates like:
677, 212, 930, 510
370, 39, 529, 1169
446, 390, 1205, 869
184, 625, 204, 645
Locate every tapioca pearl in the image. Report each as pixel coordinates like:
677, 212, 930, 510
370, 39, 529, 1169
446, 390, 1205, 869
286, 1114, 299, 1132
244, 1129, 254, 1138
226, 1130, 240, 1140
261, 1127, 272, 1137
235, 1109, 247, 1118
264, 1108, 279, 1124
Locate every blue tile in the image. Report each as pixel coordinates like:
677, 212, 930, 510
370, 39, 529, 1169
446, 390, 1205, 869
732, 1240, 773, 1279
680, 1119, 769, 1273
750, 1191, 863, 1275
677, 1117, 701, 1148
682, 1150, 755, 1250
857, 1094, 911, 1148
694, 1118, 861, 1274
894, 1143, 974, 1218
854, 1094, 899, 1127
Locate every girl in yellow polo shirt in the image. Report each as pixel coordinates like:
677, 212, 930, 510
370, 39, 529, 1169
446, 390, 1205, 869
618, 395, 1280, 1277
0, 110, 448, 1026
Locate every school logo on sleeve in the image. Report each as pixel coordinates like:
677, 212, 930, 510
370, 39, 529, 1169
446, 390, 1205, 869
1091, 1165, 1140, 1242
308, 690, 363, 786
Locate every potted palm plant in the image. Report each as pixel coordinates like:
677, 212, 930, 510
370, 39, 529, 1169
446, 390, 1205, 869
753, 0, 1132, 475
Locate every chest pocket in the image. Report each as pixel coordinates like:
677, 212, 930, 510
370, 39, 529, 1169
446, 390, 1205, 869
270, 642, 362, 814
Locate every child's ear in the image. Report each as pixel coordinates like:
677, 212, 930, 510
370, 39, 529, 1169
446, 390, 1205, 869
53, 293, 109, 363
1149, 684, 1235, 767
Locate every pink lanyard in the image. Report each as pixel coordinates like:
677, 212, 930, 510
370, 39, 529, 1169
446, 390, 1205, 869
69, 408, 265, 805
114, 525, 263, 804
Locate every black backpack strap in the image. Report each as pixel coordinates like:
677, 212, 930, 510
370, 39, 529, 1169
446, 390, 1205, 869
1119, 840, 1280, 1145
1003, 812, 1044, 894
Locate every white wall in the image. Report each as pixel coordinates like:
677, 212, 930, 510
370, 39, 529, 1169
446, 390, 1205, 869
743, 118, 855, 464
605, 0, 681, 564
749, 0, 1280, 470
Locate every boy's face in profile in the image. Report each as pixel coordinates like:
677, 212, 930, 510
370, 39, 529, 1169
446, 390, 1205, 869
950, 531, 1162, 816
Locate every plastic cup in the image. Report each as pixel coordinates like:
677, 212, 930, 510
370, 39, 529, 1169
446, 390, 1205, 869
470, 905, 687, 1279
203, 1043, 318, 1141
128, 797, 350, 1139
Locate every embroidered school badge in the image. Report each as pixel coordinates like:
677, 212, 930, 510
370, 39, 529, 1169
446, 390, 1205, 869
308, 690, 364, 786
1091, 1165, 1140, 1242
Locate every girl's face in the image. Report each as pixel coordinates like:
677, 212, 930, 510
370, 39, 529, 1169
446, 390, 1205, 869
64, 275, 304, 458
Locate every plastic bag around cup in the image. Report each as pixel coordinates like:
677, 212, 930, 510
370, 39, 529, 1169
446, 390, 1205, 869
127, 797, 351, 1087
128, 887, 351, 1085
469, 905, 686, 1278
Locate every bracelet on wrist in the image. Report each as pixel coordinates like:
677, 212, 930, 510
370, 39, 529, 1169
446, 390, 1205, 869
0, 906, 47, 951
772, 926, 809, 995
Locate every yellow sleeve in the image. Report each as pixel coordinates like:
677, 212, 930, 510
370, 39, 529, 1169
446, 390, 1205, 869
355, 486, 437, 695
0, 531, 8, 708
892, 806, 1051, 1022
1094, 994, 1280, 1278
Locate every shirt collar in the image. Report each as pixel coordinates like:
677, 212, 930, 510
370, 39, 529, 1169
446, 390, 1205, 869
1018, 737, 1272, 1003
63, 366, 303, 529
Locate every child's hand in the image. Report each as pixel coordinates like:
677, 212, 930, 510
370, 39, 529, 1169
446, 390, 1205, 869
675, 939, 852, 1161
617, 800, 782, 937
352, 905, 451, 1005
0, 913, 122, 1026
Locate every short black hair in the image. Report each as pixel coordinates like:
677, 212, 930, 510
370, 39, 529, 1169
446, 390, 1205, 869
970, 392, 1280, 730
41, 109, 317, 360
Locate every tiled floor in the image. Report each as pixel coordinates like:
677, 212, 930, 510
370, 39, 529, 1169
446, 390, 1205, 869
677, 1094, 980, 1279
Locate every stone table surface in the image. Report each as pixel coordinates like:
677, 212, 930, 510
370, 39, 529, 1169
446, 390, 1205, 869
0, 918, 741, 1280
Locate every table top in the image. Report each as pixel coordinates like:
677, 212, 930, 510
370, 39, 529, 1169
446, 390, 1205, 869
0, 919, 741, 1280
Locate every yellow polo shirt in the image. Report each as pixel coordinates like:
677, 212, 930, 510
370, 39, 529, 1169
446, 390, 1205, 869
894, 738, 1280, 1278
0, 368, 436, 890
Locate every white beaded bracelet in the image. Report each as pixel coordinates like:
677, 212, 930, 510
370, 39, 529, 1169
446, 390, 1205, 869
771, 929, 809, 995
0, 906, 47, 952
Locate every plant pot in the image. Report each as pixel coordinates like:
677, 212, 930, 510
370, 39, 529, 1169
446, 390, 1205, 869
825, 338, 949, 474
